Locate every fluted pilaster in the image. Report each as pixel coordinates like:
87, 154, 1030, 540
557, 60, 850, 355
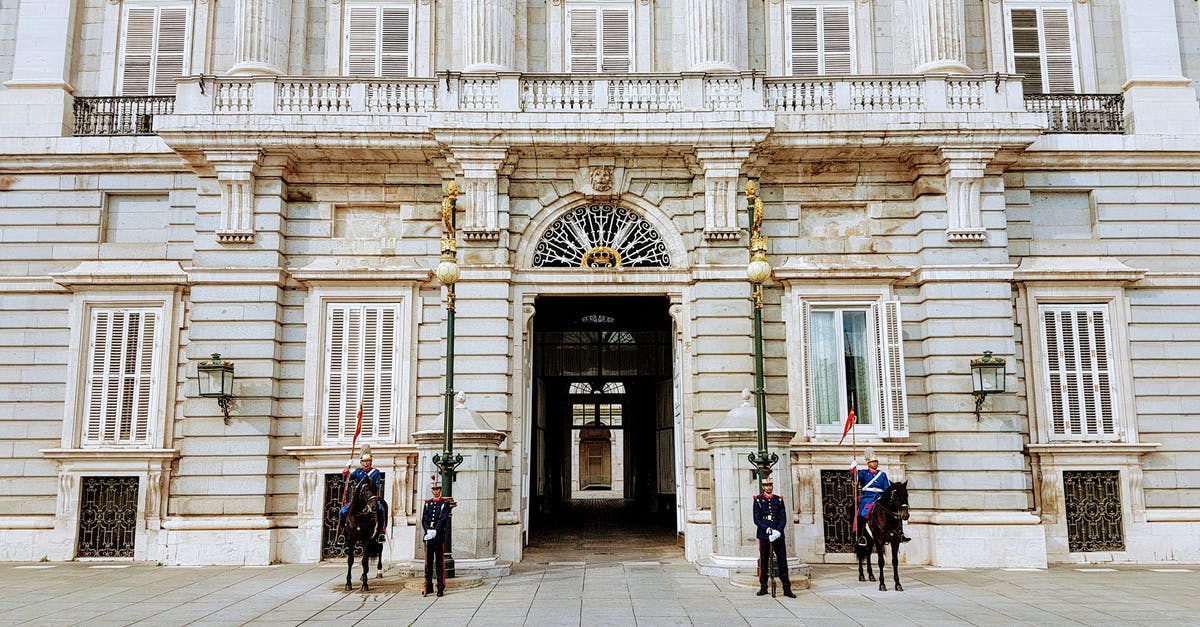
464, 0, 516, 72
911, 0, 970, 74
687, 0, 739, 71
229, 0, 292, 76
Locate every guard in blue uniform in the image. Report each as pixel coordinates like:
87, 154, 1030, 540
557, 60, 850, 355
341, 447, 388, 543
422, 477, 452, 597
752, 475, 796, 598
853, 448, 909, 545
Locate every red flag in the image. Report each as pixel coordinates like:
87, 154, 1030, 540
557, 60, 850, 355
351, 404, 364, 447
837, 407, 856, 446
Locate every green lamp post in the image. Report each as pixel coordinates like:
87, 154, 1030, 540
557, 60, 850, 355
744, 181, 778, 491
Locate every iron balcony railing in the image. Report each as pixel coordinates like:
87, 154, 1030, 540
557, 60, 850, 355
1024, 93, 1125, 133
73, 95, 176, 136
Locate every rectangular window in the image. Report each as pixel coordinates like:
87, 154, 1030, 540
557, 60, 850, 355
1008, 5, 1077, 94
345, 4, 413, 78
802, 301, 907, 437
567, 6, 632, 73
119, 5, 190, 96
83, 308, 160, 445
1040, 303, 1117, 440
787, 3, 853, 76
324, 303, 398, 442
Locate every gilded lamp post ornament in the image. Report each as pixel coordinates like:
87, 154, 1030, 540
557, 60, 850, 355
745, 181, 777, 489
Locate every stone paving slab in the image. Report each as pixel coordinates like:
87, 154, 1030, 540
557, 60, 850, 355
0, 561, 1196, 626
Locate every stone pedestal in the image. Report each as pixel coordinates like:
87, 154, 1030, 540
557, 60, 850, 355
697, 392, 809, 586
412, 394, 511, 577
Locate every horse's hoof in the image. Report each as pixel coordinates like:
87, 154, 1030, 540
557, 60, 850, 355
895, 584, 904, 592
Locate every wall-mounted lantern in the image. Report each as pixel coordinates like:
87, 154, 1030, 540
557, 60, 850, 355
197, 353, 235, 424
970, 351, 1006, 418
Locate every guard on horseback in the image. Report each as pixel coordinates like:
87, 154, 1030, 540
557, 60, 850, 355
422, 476, 452, 597
341, 446, 388, 544
752, 474, 796, 598
853, 448, 910, 546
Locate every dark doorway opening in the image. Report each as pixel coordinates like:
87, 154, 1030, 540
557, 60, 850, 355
529, 296, 678, 550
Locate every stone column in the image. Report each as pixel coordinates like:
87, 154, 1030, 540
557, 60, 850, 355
464, 0, 517, 72
698, 391, 808, 587
413, 393, 510, 575
228, 0, 293, 76
1117, 0, 1200, 134
686, 0, 741, 72
0, 0, 78, 136
910, 0, 970, 74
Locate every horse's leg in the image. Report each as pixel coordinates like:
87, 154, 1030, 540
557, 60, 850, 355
876, 542, 887, 591
345, 544, 354, 592
892, 540, 903, 592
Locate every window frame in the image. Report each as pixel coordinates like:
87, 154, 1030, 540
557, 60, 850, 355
342, 1, 416, 79
116, 1, 193, 96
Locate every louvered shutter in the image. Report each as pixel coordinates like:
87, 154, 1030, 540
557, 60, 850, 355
84, 308, 158, 445
120, 8, 156, 95
1041, 304, 1117, 440
1040, 8, 1076, 93
822, 6, 852, 74
325, 304, 397, 442
569, 8, 599, 73
872, 301, 908, 438
600, 8, 631, 73
799, 301, 816, 436
380, 7, 412, 78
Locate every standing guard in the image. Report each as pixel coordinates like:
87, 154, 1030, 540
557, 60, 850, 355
752, 474, 796, 598
422, 476, 452, 597
341, 445, 388, 543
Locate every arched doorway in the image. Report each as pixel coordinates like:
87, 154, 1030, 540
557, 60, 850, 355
529, 296, 677, 543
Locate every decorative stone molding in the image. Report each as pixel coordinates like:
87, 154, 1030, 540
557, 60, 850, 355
207, 150, 263, 244
695, 147, 752, 240
939, 148, 994, 242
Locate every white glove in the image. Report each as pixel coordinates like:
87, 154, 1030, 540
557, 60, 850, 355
423, 529, 436, 541
768, 529, 781, 542
849, 459, 858, 471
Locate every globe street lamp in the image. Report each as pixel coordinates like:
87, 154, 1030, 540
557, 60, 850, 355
435, 182, 464, 576
744, 181, 777, 490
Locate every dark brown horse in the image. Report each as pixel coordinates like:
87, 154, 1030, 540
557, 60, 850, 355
342, 479, 383, 592
855, 481, 910, 591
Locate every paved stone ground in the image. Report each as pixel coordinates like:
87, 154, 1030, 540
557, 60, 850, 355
1, 554, 1198, 626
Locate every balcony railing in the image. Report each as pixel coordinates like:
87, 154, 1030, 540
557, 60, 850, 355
1024, 93, 1125, 133
73, 96, 176, 136
171, 72, 1030, 117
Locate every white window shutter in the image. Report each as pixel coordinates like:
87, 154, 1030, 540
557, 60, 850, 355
83, 309, 158, 446
872, 301, 908, 438
789, 7, 819, 76
569, 9, 599, 73
799, 301, 816, 436
324, 304, 397, 442
346, 6, 381, 76
1042, 305, 1116, 440
600, 8, 631, 73
120, 8, 156, 95
153, 8, 188, 95
1041, 8, 1077, 94
380, 7, 411, 78
822, 6, 853, 74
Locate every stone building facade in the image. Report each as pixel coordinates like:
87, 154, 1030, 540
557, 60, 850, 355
1, 0, 1198, 570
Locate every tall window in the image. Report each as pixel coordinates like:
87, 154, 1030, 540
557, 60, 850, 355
1008, 5, 1077, 94
324, 303, 399, 442
801, 301, 907, 437
787, 2, 853, 75
1040, 304, 1117, 440
119, 5, 190, 95
567, 5, 632, 73
83, 308, 161, 446
345, 3, 413, 78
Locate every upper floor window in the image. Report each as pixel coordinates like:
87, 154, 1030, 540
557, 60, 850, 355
323, 303, 399, 443
344, 3, 413, 78
1007, 4, 1078, 94
82, 307, 162, 446
800, 300, 907, 438
787, 2, 853, 76
567, 5, 632, 73
119, 4, 191, 95
1039, 303, 1117, 440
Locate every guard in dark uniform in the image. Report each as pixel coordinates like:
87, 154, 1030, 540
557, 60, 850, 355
422, 476, 452, 597
752, 475, 796, 597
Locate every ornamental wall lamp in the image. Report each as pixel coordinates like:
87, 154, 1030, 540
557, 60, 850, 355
970, 351, 1006, 418
197, 353, 235, 424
